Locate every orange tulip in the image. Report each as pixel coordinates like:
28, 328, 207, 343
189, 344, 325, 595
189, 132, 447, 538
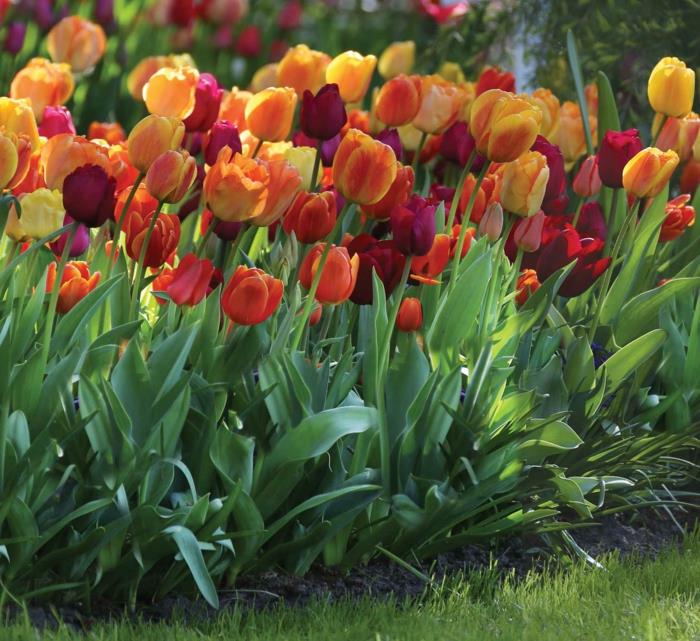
145, 150, 196, 203
361, 163, 414, 220
449, 224, 476, 259
124, 210, 181, 268
143, 65, 200, 119
251, 158, 302, 226
326, 51, 377, 104
528, 88, 560, 141
413, 76, 464, 135
89, 121, 126, 145
10, 148, 45, 195
0, 97, 40, 151
660, 194, 695, 242
10, 58, 74, 120
396, 297, 422, 332
277, 44, 331, 97
127, 54, 195, 101
107, 144, 140, 192
0, 132, 32, 191
218, 87, 253, 131
283, 190, 337, 243
221, 266, 284, 326
46, 261, 100, 314
516, 269, 540, 306
203, 148, 270, 222
655, 112, 700, 161
244, 87, 297, 143
470, 89, 542, 163
622, 147, 679, 199
500, 151, 549, 217
46, 16, 106, 73
127, 114, 185, 173
375, 74, 422, 127
457, 173, 488, 224
115, 183, 158, 227
332, 128, 397, 205
410, 233, 450, 284
298, 243, 359, 304
40, 133, 112, 190
250, 63, 279, 93
556, 101, 597, 167
680, 157, 700, 195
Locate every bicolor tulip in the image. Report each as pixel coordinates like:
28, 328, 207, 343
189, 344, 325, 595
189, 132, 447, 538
127, 115, 185, 173
145, 150, 197, 203
529, 88, 560, 141
0, 131, 31, 190
622, 147, 679, 199
46, 261, 100, 314
221, 266, 283, 325
648, 57, 695, 118
500, 151, 549, 217
299, 243, 359, 304
0, 97, 40, 151
361, 163, 414, 220
516, 269, 540, 306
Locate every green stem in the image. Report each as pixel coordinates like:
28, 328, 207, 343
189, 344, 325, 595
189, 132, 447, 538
572, 199, 584, 228
105, 172, 145, 282
129, 202, 164, 321
251, 138, 264, 159
379, 256, 413, 376
309, 140, 323, 192
445, 149, 477, 231
411, 131, 428, 176
196, 215, 218, 258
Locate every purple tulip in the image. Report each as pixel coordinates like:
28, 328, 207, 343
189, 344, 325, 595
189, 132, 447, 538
204, 120, 242, 165
184, 73, 224, 133
300, 84, 347, 141
39, 106, 76, 138
390, 194, 436, 256
375, 128, 403, 163
3, 22, 27, 55
50, 215, 90, 257
62, 165, 116, 228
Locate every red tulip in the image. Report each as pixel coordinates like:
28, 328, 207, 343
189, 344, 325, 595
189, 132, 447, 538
166, 253, 215, 306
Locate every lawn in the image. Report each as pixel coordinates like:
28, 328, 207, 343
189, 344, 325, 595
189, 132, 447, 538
6, 534, 700, 641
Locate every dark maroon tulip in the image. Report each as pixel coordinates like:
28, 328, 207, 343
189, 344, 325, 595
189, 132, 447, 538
235, 25, 262, 58
576, 202, 607, 241
62, 164, 116, 228
531, 135, 566, 205
94, 0, 115, 30
346, 234, 406, 305
213, 218, 243, 241
390, 195, 436, 256
597, 129, 643, 188
204, 120, 242, 165
541, 191, 569, 217
375, 128, 403, 163
169, 0, 195, 27
320, 134, 341, 166
3, 22, 27, 55
50, 215, 90, 257
300, 84, 347, 141
39, 106, 76, 138
184, 73, 223, 133
439, 121, 486, 171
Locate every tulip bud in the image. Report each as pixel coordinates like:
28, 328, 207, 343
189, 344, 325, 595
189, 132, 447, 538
143, 65, 200, 120
326, 51, 377, 104
145, 150, 197, 203
277, 44, 331, 97
375, 75, 422, 127
597, 129, 643, 188
3, 22, 27, 55
514, 210, 545, 253
299, 243, 359, 304
622, 147, 679, 199
648, 57, 695, 118
183, 73, 223, 133
300, 83, 347, 141
478, 202, 503, 241
6, 188, 65, 241
167, 254, 215, 306
50, 214, 89, 257
500, 151, 550, 217
283, 191, 336, 243
390, 194, 436, 256
378, 41, 415, 79
245, 87, 297, 142
573, 154, 602, 198
204, 120, 242, 166
127, 114, 185, 173
221, 266, 284, 326
62, 164, 116, 228
516, 269, 540, 306
396, 297, 423, 332
39, 105, 76, 138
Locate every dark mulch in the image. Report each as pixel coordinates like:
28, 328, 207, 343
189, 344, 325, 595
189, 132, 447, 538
12, 508, 697, 631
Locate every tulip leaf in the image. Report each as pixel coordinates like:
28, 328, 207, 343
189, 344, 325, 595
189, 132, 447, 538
566, 30, 594, 155
600, 329, 666, 394
596, 70, 620, 138
615, 277, 700, 345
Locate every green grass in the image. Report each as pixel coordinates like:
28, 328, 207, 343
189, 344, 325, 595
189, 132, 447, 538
5, 534, 700, 641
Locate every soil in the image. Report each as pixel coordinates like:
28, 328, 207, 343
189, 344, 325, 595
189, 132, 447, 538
12, 508, 697, 631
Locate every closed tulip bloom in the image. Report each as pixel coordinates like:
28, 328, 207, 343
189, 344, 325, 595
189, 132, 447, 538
361, 163, 414, 220
127, 54, 191, 101
681, 158, 700, 194
655, 112, 700, 161
145, 150, 196, 203
410, 233, 450, 284
378, 41, 415, 79
333, 128, 397, 205
49, 214, 89, 257
284, 146, 317, 189
252, 158, 302, 226
622, 147, 679, 198
375, 74, 422, 128
396, 297, 422, 332
10, 57, 74, 120
440, 121, 481, 168
39, 105, 76, 138
183, 72, 223, 132
144, 65, 200, 119
479, 201, 503, 241
0, 97, 40, 151
244, 87, 297, 142
46, 261, 101, 313
530, 135, 566, 207
125, 210, 181, 267
573, 154, 602, 198
115, 183, 157, 227
299, 243, 359, 304
203, 148, 270, 222
513, 209, 545, 252
437, 62, 465, 84
283, 190, 336, 243
204, 120, 242, 166
46, 17, 106, 73
127, 114, 185, 173
412, 76, 463, 135
221, 266, 283, 325
390, 194, 436, 256
529, 88, 560, 141
199, 0, 249, 23
470, 89, 542, 163
347, 234, 406, 304
556, 101, 596, 167
300, 84, 347, 141
62, 164, 116, 228
660, 194, 695, 242
165, 254, 215, 306
476, 66, 515, 95
41, 133, 112, 189
277, 44, 331, 97
5, 188, 65, 241
597, 129, 643, 188
500, 151, 549, 217
648, 57, 695, 118
4, 22, 27, 55
326, 51, 377, 104
516, 269, 540, 306
0, 132, 28, 190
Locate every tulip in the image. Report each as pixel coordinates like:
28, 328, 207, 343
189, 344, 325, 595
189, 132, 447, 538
46, 17, 106, 72
124, 210, 181, 267
410, 233, 450, 284
127, 115, 185, 173
655, 112, 700, 161
277, 44, 331, 97
576, 202, 607, 242
326, 51, 377, 104
513, 210, 545, 252
375, 129, 403, 162
396, 297, 422, 332
252, 158, 302, 226
3, 22, 27, 55
455, 177, 487, 224
199, 0, 248, 23
278, 0, 302, 29
284, 146, 317, 190
391, 195, 435, 256
244, 87, 297, 143
0, 97, 40, 151
300, 84, 347, 141
201, 209, 243, 242
143, 65, 200, 120
236, 25, 262, 58
62, 164, 116, 228
378, 41, 415, 79
203, 148, 269, 222
597, 129, 643, 189
94, 0, 115, 29
622, 147, 679, 199
529, 88, 560, 141
440, 121, 482, 168
333, 128, 397, 205
127, 54, 193, 101
374, 74, 422, 128
573, 154, 602, 198
49, 214, 90, 257
470, 89, 542, 163
413, 76, 464, 135
500, 151, 549, 217
556, 101, 596, 167
183, 73, 223, 133
648, 57, 695, 118
660, 194, 695, 242
204, 120, 242, 166
5, 188, 65, 241
38, 105, 76, 139
115, 183, 158, 228
10, 147, 44, 195
283, 190, 336, 243
0, 132, 31, 190
530, 135, 566, 207
46, 261, 100, 314
681, 158, 700, 195
145, 150, 196, 203
10, 57, 74, 120
299, 243, 359, 304
479, 202, 503, 241
361, 162, 413, 221
437, 62, 465, 84
346, 234, 406, 304
449, 224, 477, 259
476, 66, 515, 95
221, 266, 283, 325
516, 269, 540, 306
166, 254, 215, 306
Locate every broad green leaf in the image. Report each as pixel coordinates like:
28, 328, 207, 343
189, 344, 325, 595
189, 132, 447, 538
601, 329, 667, 394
